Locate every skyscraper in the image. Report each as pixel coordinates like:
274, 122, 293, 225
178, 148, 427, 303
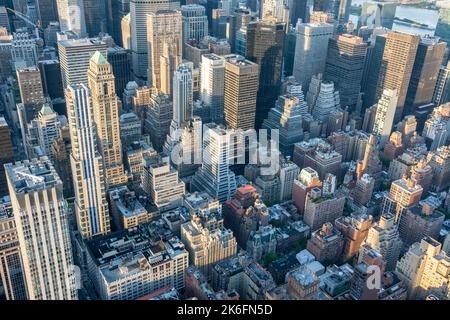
0, 197, 27, 300
147, 9, 182, 92
83, 0, 108, 37
142, 160, 185, 211
144, 90, 173, 151
173, 65, 193, 127
324, 34, 368, 110
245, 17, 286, 128
200, 53, 225, 124
363, 213, 402, 271
16, 66, 45, 122
372, 89, 399, 146
107, 46, 133, 101
66, 84, 110, 238
364, 31, 420, 122
35, 0, 58, 29
433, 61, 450, 106
293, 22, 334, 92
181, 4, 208, 44
405, 37, 446, 115
396, 237, 449, 300
261, 94, 303, 156
0, 117, 13, 196
223, 54, 259, 130
88, 51, 128, 188
191, 123, 238, 202
130, 0, 180, 81
58, 37, 108, 88
5, 158, 77, 300
56, 0, 87, 36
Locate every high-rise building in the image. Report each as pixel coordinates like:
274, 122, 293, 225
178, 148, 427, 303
58, 37, 108, 88
173, 65, 193, 127
181, 4, 208, 44
396, 237, 449, 300
38, 59, 64, 100
426, 145, 450, 192
307, 222, 344, 265
398, 203, 445, 247
364, 31, 420, 122
130, 0, 180, 81
110, 0, 131, 47
350, 246, 386, 300
51, 128, 74, 198
410, 159, 433, 196
363, 213, 402, 271
404, 37, 446, 115
107, 46, 133, 101
56, 0, 87, 36
382, 176, 423, 223
35, 0, 58, 29
433, 61, 450, 106
0, 196, 27, 300
83, 0, 108, 37
147, 9, 182, 92
5, 158, 77, 300
287, 268, 320, 300
310, 80, 340, 123
16, 66, 45, 107
0, 117, 14, 196
200, 53, 225, 124
293, 22, 334, 92
11, 32, 38, 69
261, 94, 303, 156
304, 185, 345, 231
88, 51, 128, 189
86, 228, 188, 300
223, 54, 259, 130
34, 103, 62, 158
352, 173, 375, 207
181, 205, 237, 279
335, 213, 373, 263
372, 89, 399, 146
142, 160, 185, 211
245, 17, 286, 128
324, 34, 368, 110
292, 167, 322, 214
121, 13, 131, 49
144, 90, 173, 151
192, 123, 237, 202
66, 84, 110, 239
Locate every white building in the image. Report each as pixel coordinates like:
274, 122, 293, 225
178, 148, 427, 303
142, 160, 185, 212
293, 22, 334, 92
361, 213, 402, 271
5, 158, 77, 300
173, 65, 193, 127
372, 89, 398, 146
66, 84, 110, 238
86, 231, 188, 300
191, 123, 238, 202
200, 53, 225, 124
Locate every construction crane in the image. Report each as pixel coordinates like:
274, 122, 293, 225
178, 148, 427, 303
5, 7, 41, 37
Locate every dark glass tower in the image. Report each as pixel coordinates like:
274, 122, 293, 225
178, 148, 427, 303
246, 18, 286, 129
